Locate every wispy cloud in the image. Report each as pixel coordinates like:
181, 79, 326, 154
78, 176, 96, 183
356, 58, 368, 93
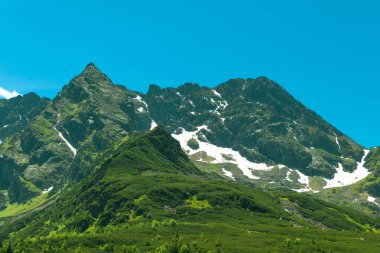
0, 87, 20, 99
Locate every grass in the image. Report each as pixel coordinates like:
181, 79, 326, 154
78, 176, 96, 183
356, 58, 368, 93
0, 192, 52, 218
309, 176, 327, 191
185, 196, 212, 209
2, 128, 380, 252
3, 209, 380, 252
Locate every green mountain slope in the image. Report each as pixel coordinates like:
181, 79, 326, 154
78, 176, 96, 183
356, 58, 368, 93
0, 63, 377, 215
2, 128, 380, 252
0, 63, 154, 206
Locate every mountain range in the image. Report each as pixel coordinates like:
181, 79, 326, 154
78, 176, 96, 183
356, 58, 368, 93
0, 63, 379, 252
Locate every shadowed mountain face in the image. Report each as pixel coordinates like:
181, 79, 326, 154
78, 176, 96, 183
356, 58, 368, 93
0, 64, 373, 205
146, 78, 364, 179
0, 93, 49, 141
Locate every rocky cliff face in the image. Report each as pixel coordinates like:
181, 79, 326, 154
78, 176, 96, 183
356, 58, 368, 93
0, 92, 49, 141
146, 77, 365, 191
0, 64, 373, 205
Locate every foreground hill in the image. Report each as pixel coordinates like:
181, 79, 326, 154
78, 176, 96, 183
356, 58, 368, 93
1, 128, 380, 252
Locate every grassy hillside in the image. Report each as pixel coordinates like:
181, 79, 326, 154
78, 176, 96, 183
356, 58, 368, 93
1, 128, 380, 252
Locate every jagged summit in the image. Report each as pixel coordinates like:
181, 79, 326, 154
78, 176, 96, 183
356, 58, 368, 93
78, 62, 112, 85
85, 61, 96, 67
0, 63, 371, 206
55, 63, 117, 103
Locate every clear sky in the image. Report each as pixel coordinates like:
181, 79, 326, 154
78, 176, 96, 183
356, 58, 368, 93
0, 1, 379, 147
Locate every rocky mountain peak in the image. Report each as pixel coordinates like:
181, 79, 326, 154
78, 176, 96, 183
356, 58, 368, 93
80, 62, 111, 84
56, 63, 116, 104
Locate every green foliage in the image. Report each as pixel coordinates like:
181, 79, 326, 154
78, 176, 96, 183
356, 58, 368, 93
185, 196, 212, 209
101, 243, 115, 252
187, 138, 199, 150
179, 244, 190, 253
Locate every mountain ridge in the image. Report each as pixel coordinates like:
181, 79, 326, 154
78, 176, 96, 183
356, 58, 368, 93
0, 63, 377, 208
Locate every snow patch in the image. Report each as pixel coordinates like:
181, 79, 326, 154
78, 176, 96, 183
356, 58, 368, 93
323, 150, 371, 189
286, 170, 293, 182
293, 171, 314, 192
42, 186, 53, 194
133, 95, 149, 108
172, 126, 283, 180
211, 89, 228, 114
212, 89, 222, 98
134, 95, 159, 130
54, 127, 77, 157
333, 132, 341, 151
367, 195, 379, 206
150, 121, 158, 130
222, 168, 235, 181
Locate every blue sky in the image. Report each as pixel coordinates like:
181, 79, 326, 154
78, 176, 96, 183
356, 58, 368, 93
0, 1, 379, 147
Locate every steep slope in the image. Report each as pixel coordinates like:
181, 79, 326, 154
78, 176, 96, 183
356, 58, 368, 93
50, 63, 154, 179
0, 64, 374, 206
2, 127, 380, 252
318, 147, 380, 217
0, 93, 49, 142
0, 63, 155, 205
146, 78, 367, 191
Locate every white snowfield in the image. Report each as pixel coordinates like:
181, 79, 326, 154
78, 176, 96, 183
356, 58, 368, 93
172, 125, 372, 193
323, 149, 370, 189
172, 125, 285, 180
0, 87, 20, 99
222, 168, 235, 181
54, 127, 77, 157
